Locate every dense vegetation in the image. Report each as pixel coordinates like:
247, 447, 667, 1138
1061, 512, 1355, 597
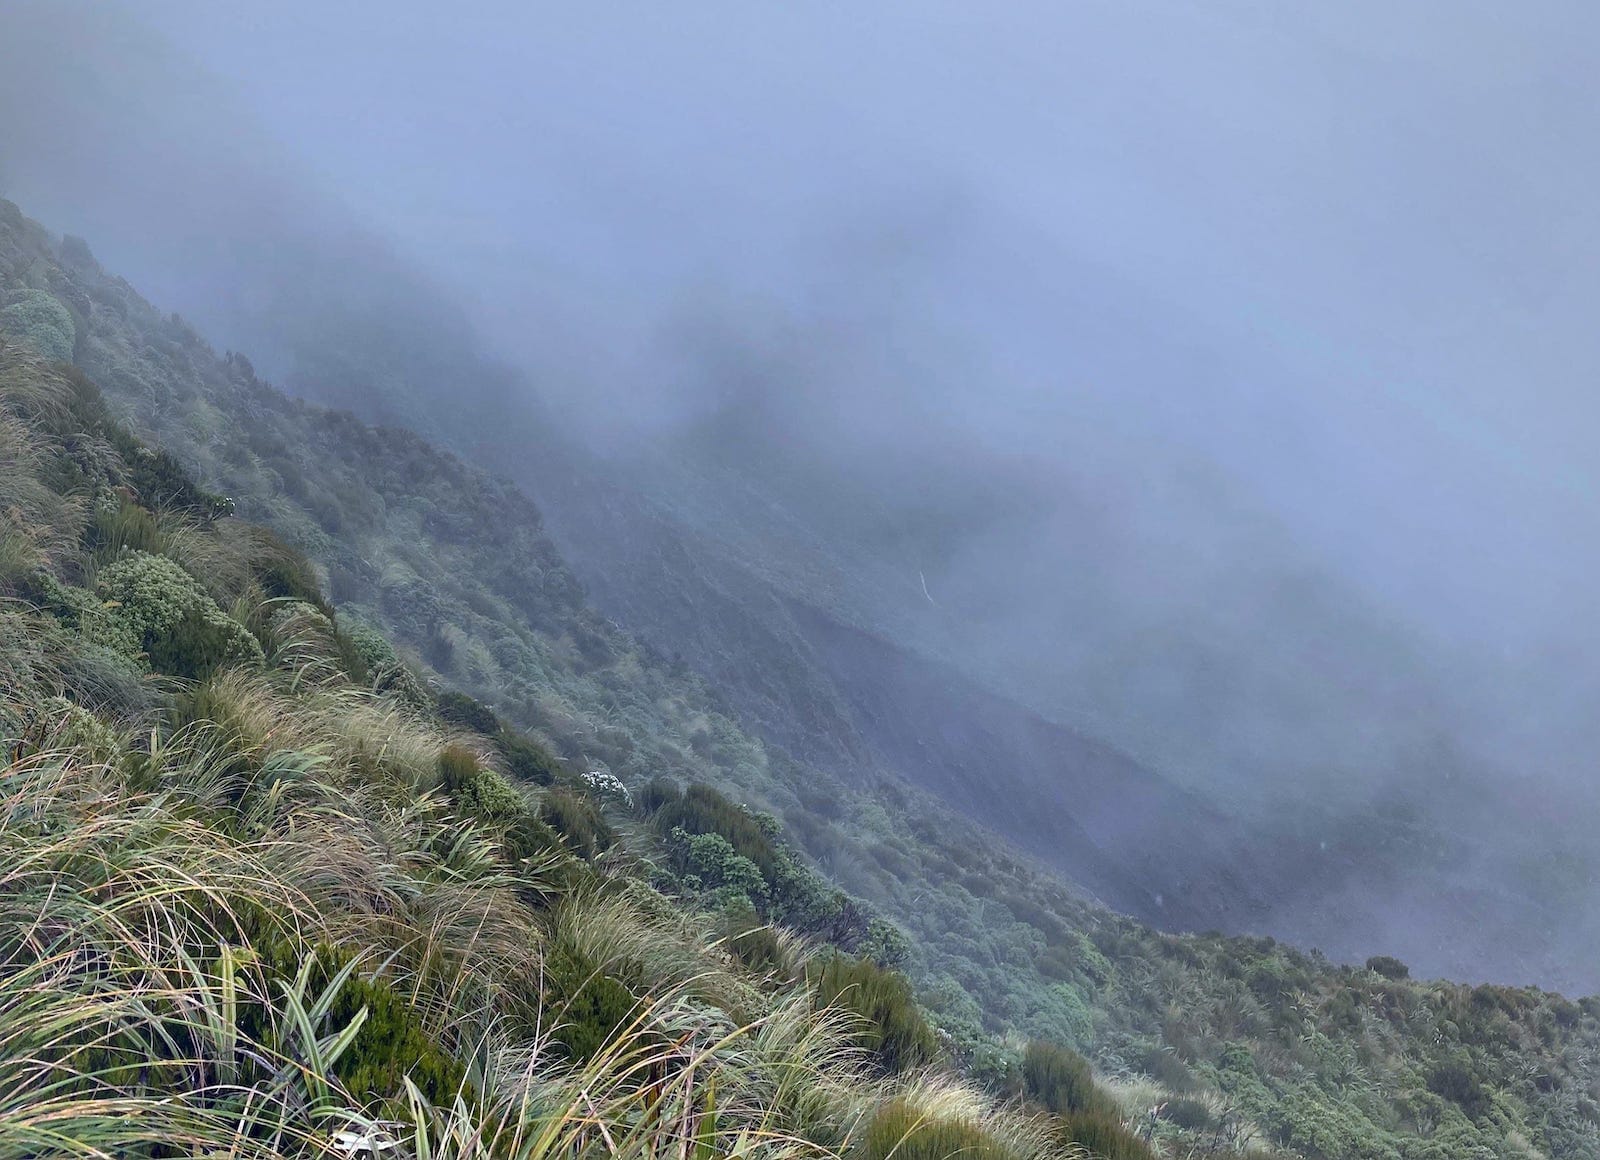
7, 196, 1600, 1157
0, 333, 1151, 1157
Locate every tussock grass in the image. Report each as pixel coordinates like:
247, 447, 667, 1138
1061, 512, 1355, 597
0, 656, 966, 1159
0, 729, 950, 1159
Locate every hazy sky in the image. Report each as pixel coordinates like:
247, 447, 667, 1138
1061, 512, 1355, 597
115, 0, 1600, 662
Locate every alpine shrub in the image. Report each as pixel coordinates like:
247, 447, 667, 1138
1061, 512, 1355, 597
542, 944, 641, 1062
1, 289, 75, 362
651, 782, 777, 877
1057, 1109, 1155, 1160
458, 766, 527, 823
344, 622, 429, 705
1366, 955, 1411, 981
721, 900, 790, 976
96, 550, 263, 678
436, 689, 501, 735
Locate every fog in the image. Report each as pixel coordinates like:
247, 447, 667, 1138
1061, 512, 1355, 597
4, 1, 1600, 984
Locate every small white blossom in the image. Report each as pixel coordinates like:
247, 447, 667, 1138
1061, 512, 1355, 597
583, 769, 631, 804
332, 1129, 398, 1153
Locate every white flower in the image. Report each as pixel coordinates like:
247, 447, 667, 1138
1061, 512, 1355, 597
332, 1129, 398, 1153
582, 769, 631, 804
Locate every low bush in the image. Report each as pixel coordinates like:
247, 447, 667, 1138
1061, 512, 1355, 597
539, 787, 614, 859
1366, 954, 1411, 981
298, 948, 467, 1107
1057, 1108, 1155, 1160
1, 288, 75, 362
96, 550, 263, 678
721, 900, 789, 976
541, 943, 641, 1062
86, 498, 165, 562
436, 689, 501, 734
496, 730, 565, 785
438, 745, 527, 822
1426, 1054, 1490, 1119
344, 621, 429, 705
666, 825, 769, 909
651, 782, 777, 877
809, 953, 937, 1074
246, 529, 328, 609
1022, 1040, 1109, 1116
861, 1097, 1015, 1160
1160, 1095, 1214, 1130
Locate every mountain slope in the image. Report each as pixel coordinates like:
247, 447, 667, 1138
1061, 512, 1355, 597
0, 314, 1180, 1159
9, 196, 1600, 1158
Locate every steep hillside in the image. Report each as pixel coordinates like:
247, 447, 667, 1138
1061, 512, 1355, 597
786, 603, 1279, 931
523, 444, 1582, 992
522, 447, 1289, 935
9, 198, 1600, 1158
0, 325, 1177, 1159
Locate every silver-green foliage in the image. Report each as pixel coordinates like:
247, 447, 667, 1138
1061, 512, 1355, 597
96, 550, 264, 674
0, 289, 75, 362
30, 569, 142, 657
344, 620, 429, 705
456, 763, 527, 821
673, 825, 771, 909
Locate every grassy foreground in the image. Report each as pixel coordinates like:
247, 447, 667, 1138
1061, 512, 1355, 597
0, 335, 1160, 1157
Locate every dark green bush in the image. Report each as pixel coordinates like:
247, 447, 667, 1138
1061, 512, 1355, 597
437, 689, 501, 735
460, 769, 526, 823
1160, 1095, 1214, 1130
95, 551, 264, 679
343, 622, 429, 706
858, 917, 912, 971
1366, 955, 1411, 981
433, 744, 523, 822
1022, 1041, 1110, 1117
322, 959, 466, 1105
651, 782, 777, 877
329, 625, 373, 685
436, 745, 481, 793
809, 954, 936, 1074
1058, 1109, 1155, 1160
504, 813, 565, 862
542, 944, 641, 1062
496, 731, 565, 786
723, 902, 788, 975
1133, 1042, 1197, 1092
146, 604, 249, 679
1426, 1054, 1489, 1119
246, 529, 329, 611
120, 445, 232, 519
1037, 943, 1078, 982
861, 1097, 1014, 1160
539, 788, 614, 860
234, 939, 465, 1108
665, 826, 768, 909
637, 776, 681, 815
86, 498, 165, 562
